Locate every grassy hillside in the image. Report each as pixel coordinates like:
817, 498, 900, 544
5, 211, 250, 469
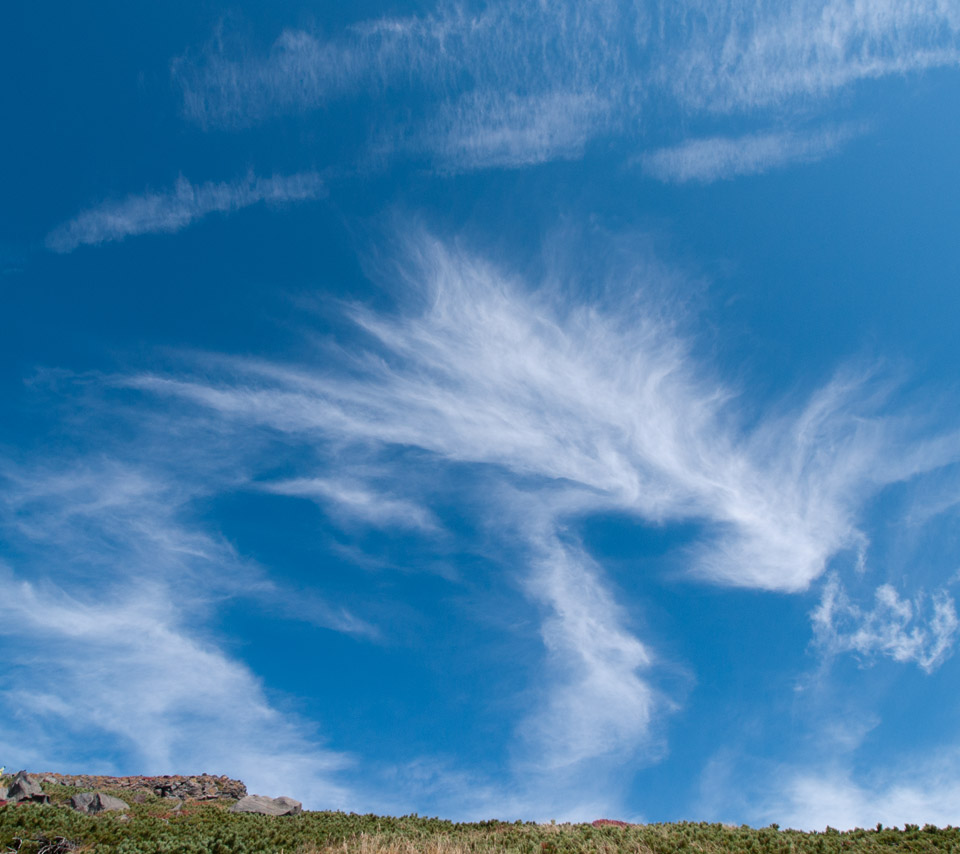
2, 783, 957, 854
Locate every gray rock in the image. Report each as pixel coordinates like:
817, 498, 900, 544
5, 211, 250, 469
8, 771, 49, 804
70, 792, 130, 815
0, 786, 7, 801
230, 794, 302, 816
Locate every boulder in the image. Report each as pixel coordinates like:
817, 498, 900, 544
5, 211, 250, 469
230, 794, 302, 816
0, 786, 7, 801
69, 792, 130, 815
7, 771, 49, 804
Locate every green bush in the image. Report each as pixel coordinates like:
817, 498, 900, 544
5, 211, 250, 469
2, 790, 959, 854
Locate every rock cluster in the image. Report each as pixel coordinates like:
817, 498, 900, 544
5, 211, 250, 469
39, 773, 247, 801
2, 771, 51, 805
1, 771, 301, 818
231, 795, 303, 816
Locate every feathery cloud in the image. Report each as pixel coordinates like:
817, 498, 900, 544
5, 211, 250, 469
112, 228, 960, 804
641, 125, 862, 184
0, 569, 354, 807
263, 476, 440, 532
666, 0, 960, 112
130, 232, 956, 594
45, 171, 325, 253
812, 574, 959, 672
171, 1, 960, 171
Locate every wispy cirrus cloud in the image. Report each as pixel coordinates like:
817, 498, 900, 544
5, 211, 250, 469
45, 171, 325, 253
0, 569, 355, 807
5, 225, 959, 817
641, 125, 862, 184
129, 231, 957, 595
425, 90, 609, 171
0, 453, 370, 805
263, 476, 440, 532
666, 0, 960, 112
111, 227, 959, 813
171, 0, 960, 172
812, 574, 959, 672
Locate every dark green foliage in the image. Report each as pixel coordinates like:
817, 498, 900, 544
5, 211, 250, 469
3, 791, 959, 854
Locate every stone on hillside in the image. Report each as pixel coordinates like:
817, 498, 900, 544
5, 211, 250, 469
230, 794, 302, 816
70, 792, 130, 815
0, 786, 7, 801
8, 771, 49, 804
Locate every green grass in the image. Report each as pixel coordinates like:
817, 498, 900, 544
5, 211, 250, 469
2, 785, 958, 854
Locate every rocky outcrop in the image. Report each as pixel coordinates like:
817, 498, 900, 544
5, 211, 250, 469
38, 773, 246, 801
70, 792, 129, 815
230, 794, 302, 816
6, 771, 50, 805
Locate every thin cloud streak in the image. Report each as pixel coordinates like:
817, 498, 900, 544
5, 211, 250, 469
641, 125, 862, 184
667, 0, 960, 112
45, 171, 325, 253
171, 1, 960, 171
425, 91, 609, 171
264, 476, 440, 532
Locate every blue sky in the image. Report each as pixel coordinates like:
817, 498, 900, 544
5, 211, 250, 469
3, 0, 960, 830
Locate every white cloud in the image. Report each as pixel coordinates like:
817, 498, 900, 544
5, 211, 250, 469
171, 1, 960, 171
699, 743, 960, 830
520, 534, 659, 770
0, 569, 354, 808
113, 229, 960, 807
425, 91, 608, 171
759, 758, 960, 830
667, 0, 960, 112
45, 171, 325, 253
264, 476, 440, 532
812, 574, 959, 672
0, 453, 380, 804
130, 232, 957, 595
641, 125, 861, 184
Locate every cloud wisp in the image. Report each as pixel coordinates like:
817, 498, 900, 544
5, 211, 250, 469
812, 574, 959, 673
263, 476, 440, 533
45, 171, 325, 253
641, 125, 862, 184
0, 569, 354, 807
0, 454, 373, 806
666, 0, 960, 113
171, 0, 960, 171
